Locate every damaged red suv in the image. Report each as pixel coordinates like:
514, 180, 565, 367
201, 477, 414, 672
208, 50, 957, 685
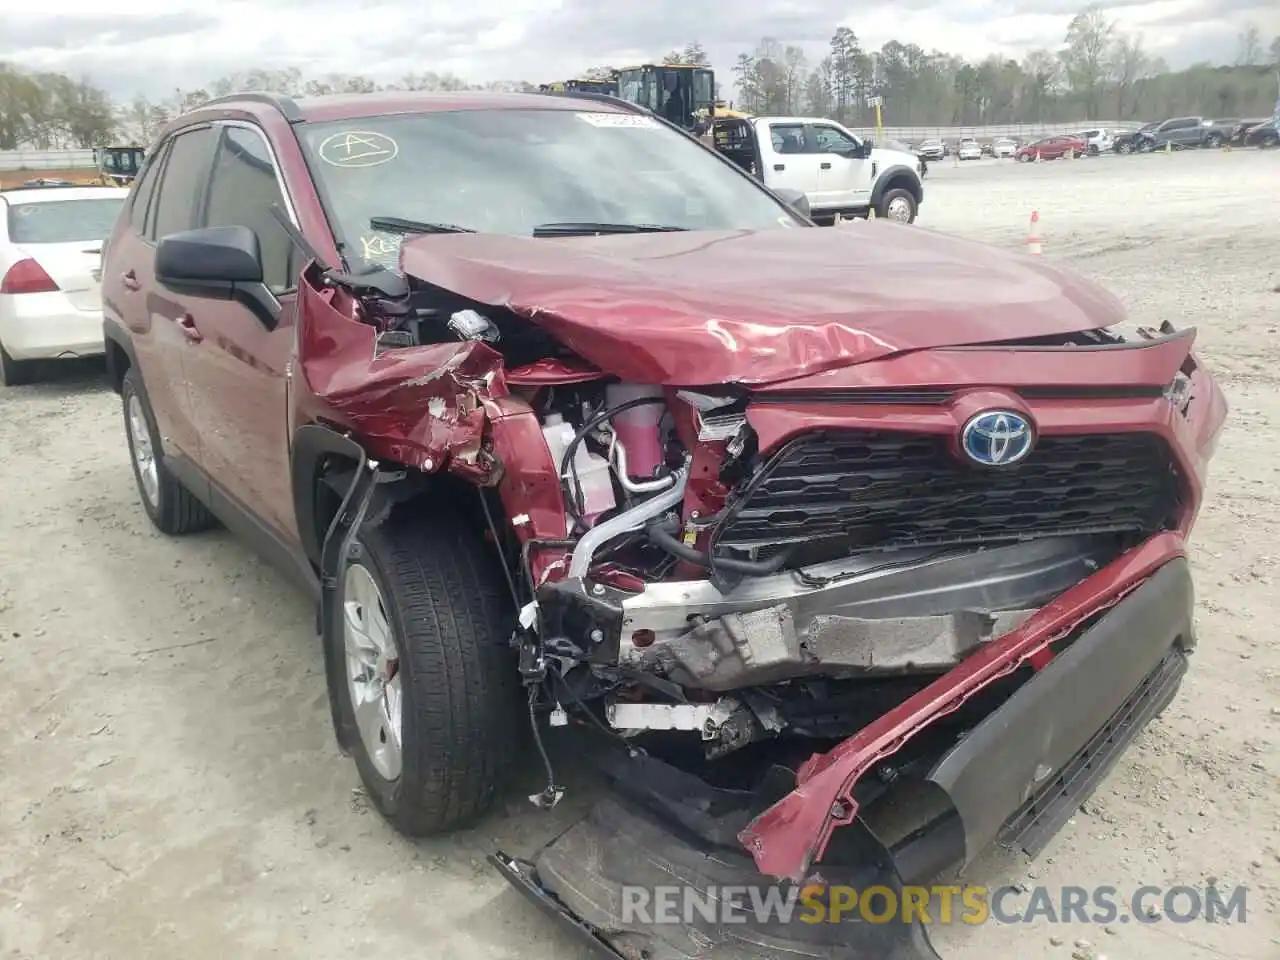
102, 91, 1226, 958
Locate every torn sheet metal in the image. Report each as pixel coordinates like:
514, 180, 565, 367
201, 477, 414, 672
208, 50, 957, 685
736, 532, 1186, 883
397, 226, 1128, 386
297, 280, 502, 476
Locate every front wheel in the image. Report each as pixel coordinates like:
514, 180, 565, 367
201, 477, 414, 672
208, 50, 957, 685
1204, 134, 1222, 148
877, 188, 917, 224
1088, 144, 1100, 156
329, 507, 522, 837
1116, 142, 1131, 155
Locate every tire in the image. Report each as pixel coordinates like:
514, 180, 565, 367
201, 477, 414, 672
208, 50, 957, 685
1205, 134, 1222, 148
1137, 140, 1152, 153
331, 507, 522, 837
1019, 153, 1032, 163
121, 365, 213, 535
1088, 144, 1100, 156
0, 343, 36, 386
876, 187, 917, 224
1116, 142, 1131, 155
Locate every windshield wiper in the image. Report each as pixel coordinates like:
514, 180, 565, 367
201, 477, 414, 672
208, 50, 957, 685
368, 216, 476, 235
532, 221, 688, 238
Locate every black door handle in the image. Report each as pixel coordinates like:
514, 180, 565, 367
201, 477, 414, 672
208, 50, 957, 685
773, 163, 785, 171
820, 162, 832, 169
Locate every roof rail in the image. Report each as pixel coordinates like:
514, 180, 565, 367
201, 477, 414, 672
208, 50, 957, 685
534, 89, 652, 117
195, 92, 303, 123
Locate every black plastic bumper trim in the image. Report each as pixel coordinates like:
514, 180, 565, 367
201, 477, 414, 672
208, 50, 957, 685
927, 557, 1194, 865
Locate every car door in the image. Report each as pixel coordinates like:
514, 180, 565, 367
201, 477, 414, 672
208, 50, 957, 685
104, 128, 218, 482
806, 123, 872, 208
1178, 119, 1204, 146
760, 122, 822, 199
179, 122, 305, 544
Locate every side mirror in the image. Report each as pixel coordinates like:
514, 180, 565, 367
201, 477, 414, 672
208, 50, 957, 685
156, 225, 279, 328
774, 187, 811, 220
157, 225, 264, 293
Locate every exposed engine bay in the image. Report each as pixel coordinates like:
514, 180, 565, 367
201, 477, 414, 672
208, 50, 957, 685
291, 215, 1222, 957
344, 264, 1189, 796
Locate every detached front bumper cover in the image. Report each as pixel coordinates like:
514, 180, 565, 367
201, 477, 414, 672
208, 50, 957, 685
494, 540, 1194, 958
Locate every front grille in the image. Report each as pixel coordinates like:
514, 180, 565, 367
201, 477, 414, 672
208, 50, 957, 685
715, 430, 1182, 556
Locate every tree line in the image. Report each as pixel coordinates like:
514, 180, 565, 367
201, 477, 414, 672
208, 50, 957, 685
733, 11, 1280, 125
1, 5, 1278, 150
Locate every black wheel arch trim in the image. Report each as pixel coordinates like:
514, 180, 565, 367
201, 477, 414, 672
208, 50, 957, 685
292, 422, 368, 569
871, 165, 924, 207
102, 318, 138, 395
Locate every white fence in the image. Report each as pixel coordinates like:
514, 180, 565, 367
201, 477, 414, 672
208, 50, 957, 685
0, 149, 98, 171
845, 121, 1147, 142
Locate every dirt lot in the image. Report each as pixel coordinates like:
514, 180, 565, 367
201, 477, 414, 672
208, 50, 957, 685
1, 149, 1277, 960
0, 168, 100, 189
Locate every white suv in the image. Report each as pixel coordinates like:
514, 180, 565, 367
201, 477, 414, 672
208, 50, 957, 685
1077, 129, 1114, 155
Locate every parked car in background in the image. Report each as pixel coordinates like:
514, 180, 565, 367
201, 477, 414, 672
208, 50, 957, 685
0, 185, 128, 385
916, 138, 944, 161
710, 116, 925, 223
1129, 116, 1229, 152
993, 137, 1018, 158
1243, 118, 1278, 148
957, 138, 982, 160
1114, 122, 1158, 154
1015, 135, 1086, 162
1075, 128, 1114, 155
1230, 118, 1270, 144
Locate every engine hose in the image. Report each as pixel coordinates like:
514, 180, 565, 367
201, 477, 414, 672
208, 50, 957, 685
561, 395, 670, 531
646, 517, 793, 576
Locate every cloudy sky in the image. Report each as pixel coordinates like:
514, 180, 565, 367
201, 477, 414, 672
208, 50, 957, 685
2, 0, 1277, 101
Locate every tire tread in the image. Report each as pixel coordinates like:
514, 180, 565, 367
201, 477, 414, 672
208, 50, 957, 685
356, 509, 520, 835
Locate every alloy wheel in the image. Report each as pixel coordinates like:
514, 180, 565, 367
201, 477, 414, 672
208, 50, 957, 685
343, 562, 404, 781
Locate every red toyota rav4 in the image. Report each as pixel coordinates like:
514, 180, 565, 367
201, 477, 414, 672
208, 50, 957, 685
101, 91, 1225, 958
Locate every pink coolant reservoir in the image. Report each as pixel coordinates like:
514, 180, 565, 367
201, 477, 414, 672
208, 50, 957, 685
606, 383, 666, 479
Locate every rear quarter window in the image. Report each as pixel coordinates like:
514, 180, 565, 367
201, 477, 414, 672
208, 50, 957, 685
5, 197, 126, 244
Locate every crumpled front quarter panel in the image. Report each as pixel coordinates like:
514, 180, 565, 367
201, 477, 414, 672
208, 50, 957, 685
296, 279, 501, 473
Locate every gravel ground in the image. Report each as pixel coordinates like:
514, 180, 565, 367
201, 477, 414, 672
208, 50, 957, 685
2, 149, 1277, 960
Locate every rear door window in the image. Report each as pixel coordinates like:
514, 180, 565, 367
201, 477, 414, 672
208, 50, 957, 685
769, 124, 806, 154
129, 142, 168, 238
151, 127, 219, 240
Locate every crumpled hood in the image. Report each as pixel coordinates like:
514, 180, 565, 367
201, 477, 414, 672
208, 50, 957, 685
398, 225, 1127, 386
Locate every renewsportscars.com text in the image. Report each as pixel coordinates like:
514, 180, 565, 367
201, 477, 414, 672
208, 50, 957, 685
620, 883, 1249, 927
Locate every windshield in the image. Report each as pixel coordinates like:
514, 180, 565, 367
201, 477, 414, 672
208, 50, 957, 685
617, 69, 655, 111
5, 197, 125, 244
301, 109, 798, 270
691, 70, 714, 111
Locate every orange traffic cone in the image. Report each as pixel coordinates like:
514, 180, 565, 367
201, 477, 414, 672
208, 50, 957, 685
1026, 210, 1042, 255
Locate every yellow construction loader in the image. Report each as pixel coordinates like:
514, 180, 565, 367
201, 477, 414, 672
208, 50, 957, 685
91, 146, 146, 186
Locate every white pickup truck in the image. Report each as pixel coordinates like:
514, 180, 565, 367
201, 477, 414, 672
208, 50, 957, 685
710, 115, 925, 225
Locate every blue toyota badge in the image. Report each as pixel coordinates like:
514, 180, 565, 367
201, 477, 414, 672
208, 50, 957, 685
961, 410, 1034, 466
